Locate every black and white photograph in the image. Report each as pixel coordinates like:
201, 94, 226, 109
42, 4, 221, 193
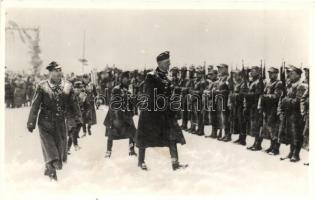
1, 0, 314, 200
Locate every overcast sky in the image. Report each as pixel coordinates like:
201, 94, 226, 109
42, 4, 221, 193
5, 8, 311, 74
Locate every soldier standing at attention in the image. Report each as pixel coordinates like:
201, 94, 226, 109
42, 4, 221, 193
191, 66, 207, 136
245, 66, 264, 151
213, 64, 231, 142
103, 71, 137, 158
204, 69, 219, 138
279, 65, 307, 162
179, 66, 189, 130
27, 61, 82, 181
228, 69, 248, 145
186, 66, 196, 133
259, 67, 283, 155
301, 67, 309, 165
136, 51, 187, 171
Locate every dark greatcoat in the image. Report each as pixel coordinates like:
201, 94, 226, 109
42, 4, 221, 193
228, 81, 247, 135
104, 84, 136, 140
136, 68, 186, 148
259, 80, 283, 140
82, 82, 97, 125
278, 80, 306, 146
212, 75, 230, 130
27, 79, 82, 168
244, 78, 264, 136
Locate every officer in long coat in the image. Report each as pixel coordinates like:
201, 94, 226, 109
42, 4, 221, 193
259, 67, 283, 155
104, 71, 137, 158
136, 51, 187, 171
279, 65, 307, 162
245, 66, 264, 151
27, 61, 82, 181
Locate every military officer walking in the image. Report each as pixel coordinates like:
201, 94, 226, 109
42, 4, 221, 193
104, 71, 137, 158
136, 51, 187, 171
27, 61, 82, 181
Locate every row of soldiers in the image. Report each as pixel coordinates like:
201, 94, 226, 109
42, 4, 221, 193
5, 73, 36, 108
165, 64, 309, 163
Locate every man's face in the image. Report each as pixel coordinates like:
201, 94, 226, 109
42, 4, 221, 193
50, 68, 63, 82
250, 69, 259, 77
268, 72, 278, 80
208, 73, 217, 81
122, 77, 129, 85
196, 72, 202, 79
74, 88, 81, 95
158, 59, 171, 72
288, 70, 300, 82
218, 67, 227, 75
83, 77, 89, 84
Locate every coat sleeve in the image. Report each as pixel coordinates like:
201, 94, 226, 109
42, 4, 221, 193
27, 84, 43, 129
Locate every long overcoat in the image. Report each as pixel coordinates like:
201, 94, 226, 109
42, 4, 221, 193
27, 79, 82, 168
136, 68, 186, 148
104, 84, 136, 140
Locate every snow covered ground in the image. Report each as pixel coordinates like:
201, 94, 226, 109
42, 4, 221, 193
4, 106, 310, 200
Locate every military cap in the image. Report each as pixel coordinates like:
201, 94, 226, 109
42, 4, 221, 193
46, 61, 61, 71
74, 81, 83, 88
267, 67, 279, 73
170, 66, 179, 72
120, 71, 130, 79
181, 66, 187, 71
217, 64, 229, 69
207, 65, 214, 71
82, 74, 90, 79
208, 69, 218, 74
189, 65, 195, 71
156, 51, 170, 62
231, 69, 242, 74
287, 65, 302, 75
196, 65, 204, 72
250, 66, 260, 71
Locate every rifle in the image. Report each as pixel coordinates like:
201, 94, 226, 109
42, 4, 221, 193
280, 61, 286, 97
257, 60, 266, 111
241, 59, 248, 89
